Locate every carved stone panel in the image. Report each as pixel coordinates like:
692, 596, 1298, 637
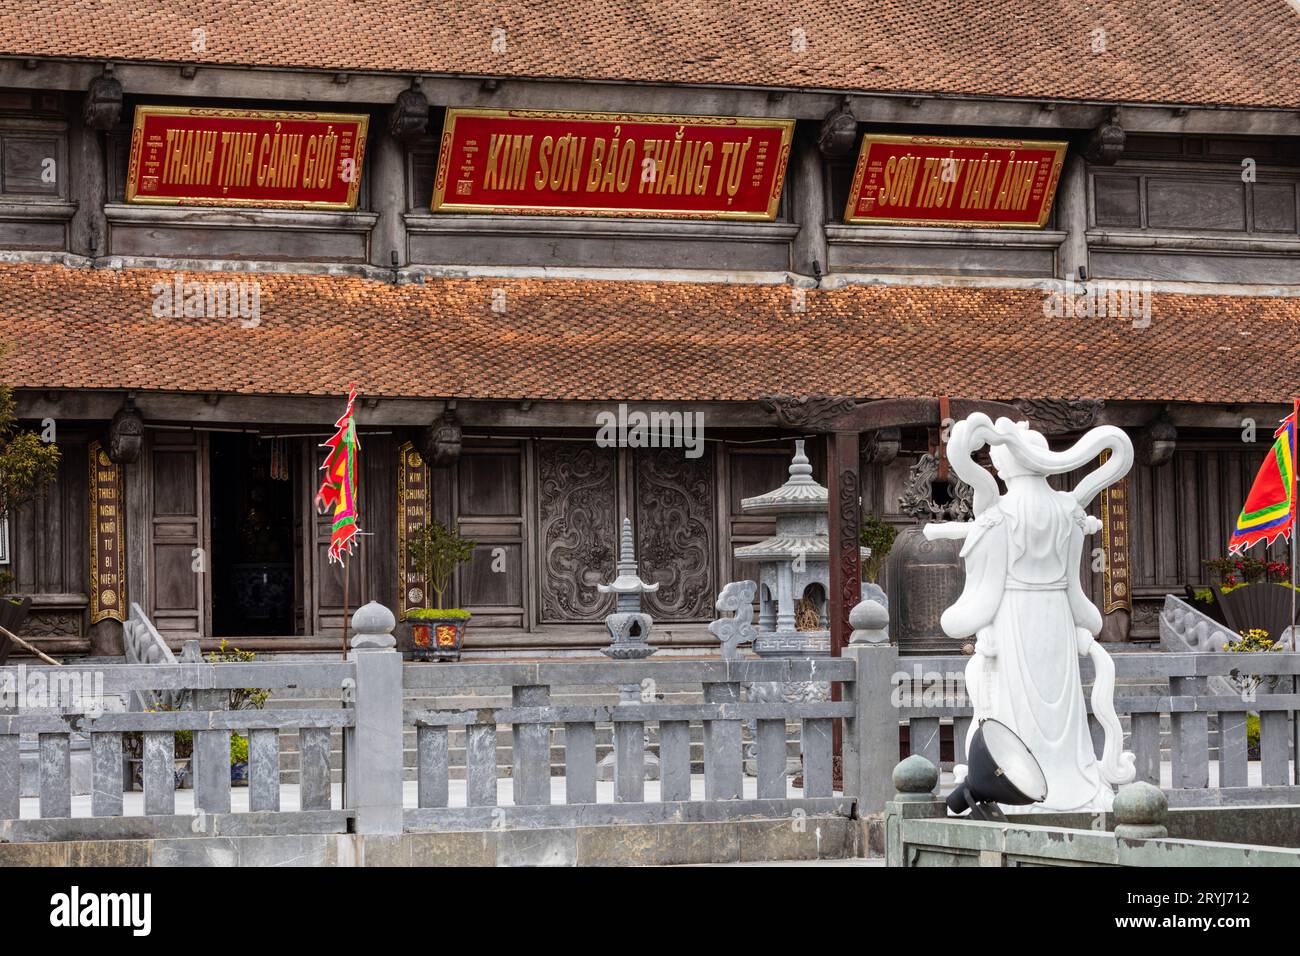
635, 448, 715, 622
537, 442, 618, 623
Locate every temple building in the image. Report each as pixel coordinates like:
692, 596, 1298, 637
0, 1, 1296, 660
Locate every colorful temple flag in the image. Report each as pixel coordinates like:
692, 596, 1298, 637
1228, 408, 1297, 554
316, 384, 361, 564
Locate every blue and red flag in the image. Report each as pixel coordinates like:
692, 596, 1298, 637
1229, 406, 1297, 554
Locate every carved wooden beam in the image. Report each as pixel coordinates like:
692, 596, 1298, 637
760, 394, 858, 431
1015, 398, 1104, 435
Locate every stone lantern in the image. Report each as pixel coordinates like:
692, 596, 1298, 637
595, 517, 660, 781
733, 440, 869, 659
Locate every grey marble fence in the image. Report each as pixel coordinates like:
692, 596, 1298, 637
873, 645, 1300, 810
0, 631, 871, 842
402, 657, 860, 831
0, 659, 356, 842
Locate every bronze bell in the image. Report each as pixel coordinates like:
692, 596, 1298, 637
887, 453, 971, 654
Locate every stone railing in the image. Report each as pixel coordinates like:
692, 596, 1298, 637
0, 607, 876, 855
0, 656, 357, 843
400, 656, 860, 831
5, 606, 1295, 862
863, 645, 1300, 811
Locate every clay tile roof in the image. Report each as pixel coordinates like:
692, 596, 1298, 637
2, 262, 1299, 405
2, 1, 1299, 109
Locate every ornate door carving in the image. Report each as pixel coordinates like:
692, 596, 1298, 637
537, 442, 618, 623
635, 448, 715, 621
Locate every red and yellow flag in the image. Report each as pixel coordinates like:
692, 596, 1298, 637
1229, 407, 1297, 554
315, 385, 361, 564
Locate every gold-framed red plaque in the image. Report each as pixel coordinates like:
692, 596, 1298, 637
1099, 449, 1132, 614
397, 442, 431, 622
432, 108, 794, 220
125, 106, 369, 209
844, 134, 1067, 228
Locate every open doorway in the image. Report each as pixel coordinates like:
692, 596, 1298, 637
209, 433, 297, 637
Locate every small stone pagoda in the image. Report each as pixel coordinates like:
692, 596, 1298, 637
598, 517, 658, 659
733, 440, 870, 658
596, 517, 660, 781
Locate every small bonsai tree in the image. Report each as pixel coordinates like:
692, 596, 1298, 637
0, 362, 60, 597
860, 514, 897, 584
407, 520, 476, 615
206, 639, 270, 710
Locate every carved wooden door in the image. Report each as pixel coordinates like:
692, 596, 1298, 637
634, 447, 716, 622
535, 441, 618, 623
146, 429, 210, 639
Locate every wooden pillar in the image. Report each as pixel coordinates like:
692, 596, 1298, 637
1057, 152, 1089, 282
368, 131, 408, 269
826, 430, 862, 656
826, 429, 861, 767
789, 127, 828, 277
69, 97, 107, 259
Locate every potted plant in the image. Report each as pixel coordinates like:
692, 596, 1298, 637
207, 639, 269, 784
230, 734, 250, 787
0, 366, 60, 663
124, 708, 194, 789
406, 520, 476, 661
1203, 557, 1296, 645
860, 513, 898, 607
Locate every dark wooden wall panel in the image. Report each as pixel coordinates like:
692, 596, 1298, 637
8, 433, 89, 644
147, 430, 208, 638
454, 443, 525, 627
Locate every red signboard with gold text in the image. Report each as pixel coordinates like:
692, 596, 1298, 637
432, 109, 793, 220
126, 106, 369, 209
845, 134, 1067, 228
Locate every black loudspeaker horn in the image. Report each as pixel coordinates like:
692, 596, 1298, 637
946, 718, 1048, 820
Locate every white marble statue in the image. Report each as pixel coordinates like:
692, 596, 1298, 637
925, 414, 1136, 812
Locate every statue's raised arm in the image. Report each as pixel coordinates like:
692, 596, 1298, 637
925, 412, 1135, 813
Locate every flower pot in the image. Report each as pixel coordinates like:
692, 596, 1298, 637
409, 614, 470, 662
231, 761, 249, 787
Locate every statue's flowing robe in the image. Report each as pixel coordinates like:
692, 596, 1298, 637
943, 479, 1113, 813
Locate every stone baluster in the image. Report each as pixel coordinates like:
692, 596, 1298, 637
344, 602, 403, 834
